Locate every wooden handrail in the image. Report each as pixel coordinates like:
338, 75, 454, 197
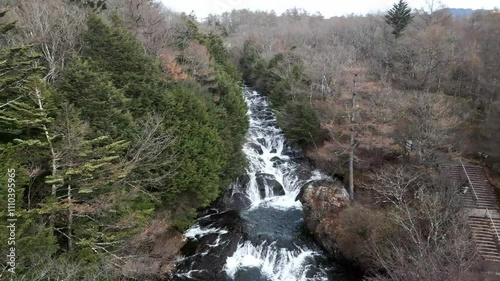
460, 159, 478, 202
485, 207, 500, 241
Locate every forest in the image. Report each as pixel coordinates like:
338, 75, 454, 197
0, 0, 499, 280
1, 0, 248, 279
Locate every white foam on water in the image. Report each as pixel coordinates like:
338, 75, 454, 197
184, 225, 228, 240
174, 269, 207, 279
225, 241, 325, 281
255, 195, 303, 210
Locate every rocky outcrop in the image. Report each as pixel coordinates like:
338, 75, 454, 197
256, 172, 285, 197
121, 219, 186, 279
297, 179, 350, 256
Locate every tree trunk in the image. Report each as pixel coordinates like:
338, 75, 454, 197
34, 88, 58, 228
349, 95, 356, 201
349, 131, 355, 201
67, 183, 73, 251
349, 75, 357, 201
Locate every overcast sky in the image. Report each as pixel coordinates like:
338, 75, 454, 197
160, 0, 499, 19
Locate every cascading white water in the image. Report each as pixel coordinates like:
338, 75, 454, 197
241, 90, 303, 204
174, 88, 333, 281
221, 89, 331, 281
225, 241, 328, 281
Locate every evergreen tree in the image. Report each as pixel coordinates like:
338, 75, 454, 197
82, 15, 164, 115
276, 101, 323, 148
212, 64, 248, 180
240, 37, 266, 85
0, 10, 59, 276
45, 103, 134, 252
0, 11, 46, 140
55, 57, 134, 139
385, 0, 414, 39
163, 86, 228, 229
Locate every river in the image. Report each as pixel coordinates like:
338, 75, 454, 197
171, 89, 354, 281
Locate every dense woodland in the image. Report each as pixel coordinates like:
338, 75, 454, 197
0, 0, 499, 280
1, 0, 247, 279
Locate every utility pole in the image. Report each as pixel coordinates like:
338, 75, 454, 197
349, 73, 357, 201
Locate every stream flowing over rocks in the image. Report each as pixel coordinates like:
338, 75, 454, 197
170, 89, 355, 281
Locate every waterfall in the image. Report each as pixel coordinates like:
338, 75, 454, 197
171, 89, 339, 281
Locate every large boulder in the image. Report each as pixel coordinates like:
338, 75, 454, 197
297, 179, 350, 256
226, 192, 252, 210
247, 143, 264, 155
255, 173, 285, 198
270, 156, 285, 168
256, 138, 268, 147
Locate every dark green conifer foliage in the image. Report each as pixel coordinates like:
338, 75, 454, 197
276, 101, 323, 148
163, 86, 227, 228
212, 65, 248, 178
55, 57, 134, 139
0, 11, 59, 276
204, 33, 241, 81
0, 10, 15, 34
0, 12, 46, 139
82, 15, 164, 115
385, 0, 414, 38
240, 38, 266, 85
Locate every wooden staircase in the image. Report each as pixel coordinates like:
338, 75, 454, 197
441, 164, 499, 210
442, 163, 500, 267
469, 215, 500, 263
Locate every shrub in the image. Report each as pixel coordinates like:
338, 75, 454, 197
276, 100, 325, 149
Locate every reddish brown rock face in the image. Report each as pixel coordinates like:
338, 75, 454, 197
121, 219, 187, 279
300, 180, 350, 256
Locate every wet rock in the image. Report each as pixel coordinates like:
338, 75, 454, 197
270, 156, 285, 168
255, 173, 285, 198
174, 211, 245, 281
248, 143, 263, 155
237, 174, 251, 186
297, 180, 350, 257
256, 138, 267, 147
295, 167, 313, 182
270, 148, 277, 154
253, 111, 274, 121
226, 192, 252, 210
261, 121, 278, 129
283, 146, 305, 160
198, 210, 242, 231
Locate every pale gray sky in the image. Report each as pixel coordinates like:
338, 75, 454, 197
160, 0, 499, 19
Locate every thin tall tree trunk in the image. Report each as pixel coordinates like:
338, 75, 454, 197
349, 74, 357, 201
34, 88, 58, 227
349, 94, 356, 201
67, 182, 73, 251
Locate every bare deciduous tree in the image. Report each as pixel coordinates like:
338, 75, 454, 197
122, 113, 176, 190
366, 167, 478, 281
10, 0, 87, 81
